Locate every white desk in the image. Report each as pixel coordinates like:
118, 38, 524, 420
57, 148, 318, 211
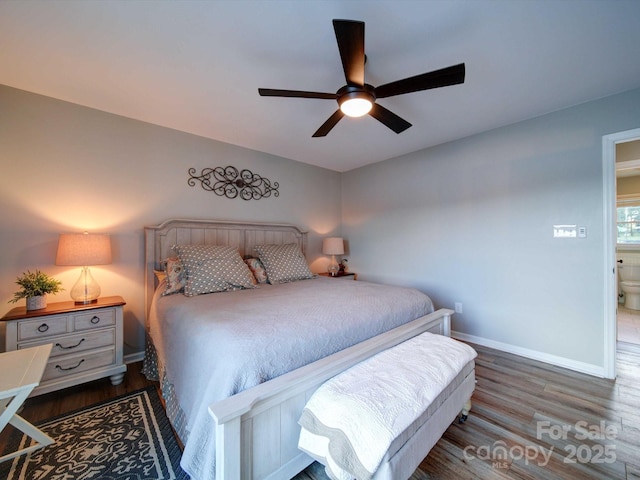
0, 344, 55, 463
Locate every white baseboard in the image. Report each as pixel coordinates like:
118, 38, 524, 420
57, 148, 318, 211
452, 330, 606, 378
617, 341, 640, 354
124, 350, 145, 364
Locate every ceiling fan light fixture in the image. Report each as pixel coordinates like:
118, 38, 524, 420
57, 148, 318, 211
339, 92, 373, 117
258, 20, 465, 137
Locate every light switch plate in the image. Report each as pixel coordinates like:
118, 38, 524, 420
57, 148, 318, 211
553, 225, 577, 238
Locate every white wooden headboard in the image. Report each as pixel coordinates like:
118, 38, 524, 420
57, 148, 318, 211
144, 218, 308, 320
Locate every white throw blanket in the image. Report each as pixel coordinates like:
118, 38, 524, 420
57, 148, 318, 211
298, 333, 477, 480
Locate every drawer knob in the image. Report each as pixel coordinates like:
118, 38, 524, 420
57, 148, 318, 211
56, 359, 85, 371
90, 316, 100, 325
37, 323, 49, 333
56, 338, 86, 350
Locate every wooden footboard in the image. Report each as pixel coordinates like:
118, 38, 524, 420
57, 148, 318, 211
208, 308, 453, 480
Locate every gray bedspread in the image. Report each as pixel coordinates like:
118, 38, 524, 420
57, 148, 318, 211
148, 275, 434, 480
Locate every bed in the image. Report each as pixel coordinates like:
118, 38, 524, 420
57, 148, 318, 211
143, 218, 474, 480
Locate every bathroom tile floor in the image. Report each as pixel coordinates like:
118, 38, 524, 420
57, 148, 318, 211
617, 305, 640, 344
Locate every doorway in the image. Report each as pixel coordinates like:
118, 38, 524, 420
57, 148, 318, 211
603, 128, 640, 379
615, 139, 640, 349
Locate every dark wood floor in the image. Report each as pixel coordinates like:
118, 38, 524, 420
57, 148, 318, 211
3, 346, 640, 479
415, 344, 640, 480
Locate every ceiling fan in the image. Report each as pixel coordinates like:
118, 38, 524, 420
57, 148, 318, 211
258, 19, 465, 137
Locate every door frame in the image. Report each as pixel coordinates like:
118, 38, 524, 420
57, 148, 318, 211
603, 127, 640, 379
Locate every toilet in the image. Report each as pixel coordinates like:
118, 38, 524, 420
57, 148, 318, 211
619, 263, 640, 310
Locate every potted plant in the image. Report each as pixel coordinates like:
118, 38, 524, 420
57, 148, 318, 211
9, 269, 63, 310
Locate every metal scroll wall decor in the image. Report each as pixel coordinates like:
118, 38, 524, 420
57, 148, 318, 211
188, 166, 279, 201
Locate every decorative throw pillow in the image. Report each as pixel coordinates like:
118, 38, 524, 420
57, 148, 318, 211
254, 243, 314, 284
161, 257, 185, 296
245, 257, 269, 284
172, 245, 257, 296
154, 269, 167, 284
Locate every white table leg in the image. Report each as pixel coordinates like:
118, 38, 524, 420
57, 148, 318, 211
0, 344, 56, 463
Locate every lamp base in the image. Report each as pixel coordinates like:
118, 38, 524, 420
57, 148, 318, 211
70, 266, 101, 304
74, 299, 99, 305
327, 255, 340, 277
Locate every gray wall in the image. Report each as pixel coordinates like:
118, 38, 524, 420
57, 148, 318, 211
342, 87, 640, 373
4, 82, 640, 372
0, 85, 342, 355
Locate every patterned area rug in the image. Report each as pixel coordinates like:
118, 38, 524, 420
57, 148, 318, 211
295, 461, 431, 479
0, 386, 188, 480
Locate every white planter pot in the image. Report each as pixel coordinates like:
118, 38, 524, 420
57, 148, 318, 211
26, 295, 47, 311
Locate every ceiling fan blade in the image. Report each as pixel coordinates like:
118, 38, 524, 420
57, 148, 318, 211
375, 63, 465, 99
312, 109, 345, 137
333, 19, 365, 86
258, 88, 337, 100
368, 103, 412, 134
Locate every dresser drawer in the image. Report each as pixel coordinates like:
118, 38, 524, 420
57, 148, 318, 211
19, 329, 116, 358
74, 309, 115, 331
18, 315, 69, 341
42, 348, 116, 382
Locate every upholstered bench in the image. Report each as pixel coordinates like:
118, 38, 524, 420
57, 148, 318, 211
298, 332, 476, 480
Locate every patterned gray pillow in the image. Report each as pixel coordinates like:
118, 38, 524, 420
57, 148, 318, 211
172, 244, 257, 296
254, 243, 314, 284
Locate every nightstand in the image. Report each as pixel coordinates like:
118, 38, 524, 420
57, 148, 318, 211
318, 272, 357, 280
1, 296, 127, 396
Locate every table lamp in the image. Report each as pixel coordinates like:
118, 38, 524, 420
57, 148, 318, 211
322, 237, 344, 276
55, 232, 112, 304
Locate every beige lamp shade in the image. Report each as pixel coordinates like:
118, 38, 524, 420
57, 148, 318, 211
56, 233, 111, 304
56, 233, 112, 266
322, 237, 344, 255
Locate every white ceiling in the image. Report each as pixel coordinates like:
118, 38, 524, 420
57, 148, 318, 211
2, 0, 640, 172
